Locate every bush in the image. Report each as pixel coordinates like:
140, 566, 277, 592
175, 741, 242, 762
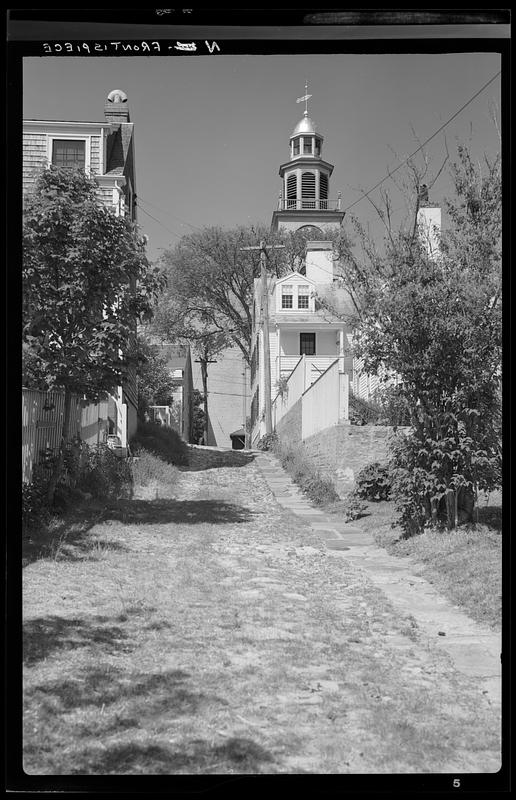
355, 461, 391, 501
343, 491, 368, 521
78, 445, 132, 500
256, 432, 278, 451
348, 391, 382, 425
131, 421, 189, 465
22, 471, 51, 531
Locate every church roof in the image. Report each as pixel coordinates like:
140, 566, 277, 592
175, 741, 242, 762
291, 115, 317, 136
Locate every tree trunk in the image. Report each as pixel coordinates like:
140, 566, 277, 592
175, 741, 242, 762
201, 360, 209, 446
46, 389, 73, 506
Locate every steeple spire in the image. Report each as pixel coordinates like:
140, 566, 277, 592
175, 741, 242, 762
296, 81, 312, 118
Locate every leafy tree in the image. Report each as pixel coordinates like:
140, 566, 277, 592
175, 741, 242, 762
334, 143, 501, 533
191, 390, 206, 444
156, 223, 343, 364
135, 336, 178, 419
23, 167, 165, 503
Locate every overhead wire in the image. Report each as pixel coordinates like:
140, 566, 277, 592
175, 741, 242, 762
342, 69, 501, 214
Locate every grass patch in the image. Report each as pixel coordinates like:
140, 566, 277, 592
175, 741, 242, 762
325, 494, 502, 630
273, 440, 339, 506
130, 448, 179, 490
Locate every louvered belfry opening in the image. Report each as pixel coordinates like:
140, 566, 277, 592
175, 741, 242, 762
301, 171, 316, 209
286, 174, 297, 209
319, 173, 329, 209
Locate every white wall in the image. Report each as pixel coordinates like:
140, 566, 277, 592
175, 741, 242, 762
305, 244, 334, 284
302, 360, 341, 440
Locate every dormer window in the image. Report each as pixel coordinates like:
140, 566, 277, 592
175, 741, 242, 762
281, 285, 293, 309
51, 139, 86, 170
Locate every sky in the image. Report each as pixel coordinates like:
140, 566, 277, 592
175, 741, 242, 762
23, 52, 501, 263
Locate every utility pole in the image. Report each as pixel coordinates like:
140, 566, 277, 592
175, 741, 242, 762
241, 239, 285, 436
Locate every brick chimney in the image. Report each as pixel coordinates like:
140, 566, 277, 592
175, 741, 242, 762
104, 89, 130, 125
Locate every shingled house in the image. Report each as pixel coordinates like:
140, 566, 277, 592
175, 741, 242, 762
23, 89, 139, 449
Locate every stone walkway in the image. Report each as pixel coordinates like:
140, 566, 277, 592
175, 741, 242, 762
254, 450, 502, 708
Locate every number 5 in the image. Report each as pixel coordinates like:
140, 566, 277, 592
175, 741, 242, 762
453, 778, 461, 788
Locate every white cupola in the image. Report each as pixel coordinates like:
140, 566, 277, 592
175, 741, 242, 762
271, 84, 344, 233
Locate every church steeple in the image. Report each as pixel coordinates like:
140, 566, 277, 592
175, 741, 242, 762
271, 86, 344, 233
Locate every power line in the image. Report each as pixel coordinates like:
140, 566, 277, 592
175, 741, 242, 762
137, 195, 203, 233
342, 70, 501, 214
137, 203, 183, 239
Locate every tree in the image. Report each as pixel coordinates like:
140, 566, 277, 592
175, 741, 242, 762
23, 167, 165, 503
191, 390, 206, 444
135, 336, 177, 419
333, 143, 501, 533
157, 223, 343, 365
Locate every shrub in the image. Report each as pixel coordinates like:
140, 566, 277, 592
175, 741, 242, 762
343, 491, 368, 521
22, 471, 51, 531
256, 432, 278, 452
348, 391, 382, 425
131, 421, 189, 465
78, 445, 132, 500
355, 461, 392, 501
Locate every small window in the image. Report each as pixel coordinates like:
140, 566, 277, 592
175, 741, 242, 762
298, 285, 309, 309
300, 333, 316, 355
314, 138, 321, 156
281, 284, 293, 309
52, 139, 86, 170
293, 138, 300, 156
303, 137, 312, 154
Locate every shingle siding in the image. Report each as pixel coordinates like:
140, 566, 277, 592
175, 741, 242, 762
23, 133, 48, 194
89, 135, 101, 174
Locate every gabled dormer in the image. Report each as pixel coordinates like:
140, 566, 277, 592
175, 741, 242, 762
274, 272, 317, 314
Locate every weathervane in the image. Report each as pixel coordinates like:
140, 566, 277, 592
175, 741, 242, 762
296, 81, 312, 117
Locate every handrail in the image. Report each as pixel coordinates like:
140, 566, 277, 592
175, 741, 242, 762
276, 198, 342, 212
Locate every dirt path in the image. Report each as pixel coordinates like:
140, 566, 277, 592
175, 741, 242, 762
23, 450, 501, 775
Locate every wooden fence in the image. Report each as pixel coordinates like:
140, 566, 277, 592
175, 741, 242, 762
22, 388, 109, 483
